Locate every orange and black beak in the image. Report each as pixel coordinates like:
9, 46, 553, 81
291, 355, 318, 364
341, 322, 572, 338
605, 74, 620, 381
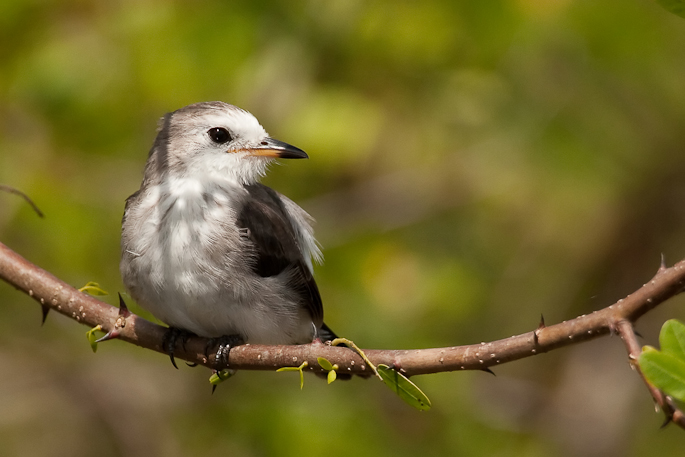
247, 138, 308, 159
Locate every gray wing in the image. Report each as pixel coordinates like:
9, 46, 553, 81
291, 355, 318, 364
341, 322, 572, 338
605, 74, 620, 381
237, 183, 324, 326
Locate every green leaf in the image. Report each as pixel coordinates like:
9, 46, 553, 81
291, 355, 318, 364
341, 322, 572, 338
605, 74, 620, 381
317, 357, 334, 371
639, 346, 685, 403
377, 364, 431, 411
657, 0, 685, 19
327, 370, 337, 384
85, 325, 103, 353
276, 361, 308, 389
637, 320, 685, 403
659, 319, 685, 360
209, 369, 236, 385
79, 282, 109, 296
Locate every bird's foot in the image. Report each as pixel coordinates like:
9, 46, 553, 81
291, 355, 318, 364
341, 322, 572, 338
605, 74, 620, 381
162, 327, 195, 369
205, 334, 245, 369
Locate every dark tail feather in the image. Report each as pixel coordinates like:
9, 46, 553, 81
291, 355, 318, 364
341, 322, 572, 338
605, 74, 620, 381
319, 322, 341, 343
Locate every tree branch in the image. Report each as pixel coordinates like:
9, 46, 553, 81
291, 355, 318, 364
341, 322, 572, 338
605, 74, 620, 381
1, 240, 684, 427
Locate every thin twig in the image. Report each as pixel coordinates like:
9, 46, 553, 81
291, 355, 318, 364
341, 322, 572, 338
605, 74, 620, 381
331, 337, 382, 380
0, 185, 44, 218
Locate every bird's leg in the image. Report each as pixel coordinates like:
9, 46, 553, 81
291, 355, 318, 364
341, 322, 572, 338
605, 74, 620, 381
162, 327, 195, 369
205, 334, 245, 369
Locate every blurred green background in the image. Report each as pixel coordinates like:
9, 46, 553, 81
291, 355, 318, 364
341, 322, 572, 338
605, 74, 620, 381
2, 0, 685, 455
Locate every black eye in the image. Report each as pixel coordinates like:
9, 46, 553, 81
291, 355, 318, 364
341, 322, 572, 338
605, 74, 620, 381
208, 127, 232, 144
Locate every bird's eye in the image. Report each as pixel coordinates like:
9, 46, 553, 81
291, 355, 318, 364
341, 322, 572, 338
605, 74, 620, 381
208, 127, 232, 144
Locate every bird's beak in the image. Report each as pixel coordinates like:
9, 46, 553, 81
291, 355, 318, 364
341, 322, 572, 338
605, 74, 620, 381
246, 138, 308, 159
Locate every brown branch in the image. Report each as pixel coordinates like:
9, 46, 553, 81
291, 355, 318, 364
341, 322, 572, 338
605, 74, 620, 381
1, 240, 685, 427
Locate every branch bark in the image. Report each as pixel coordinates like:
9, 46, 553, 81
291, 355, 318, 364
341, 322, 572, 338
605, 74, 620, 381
1, 240, 684, 427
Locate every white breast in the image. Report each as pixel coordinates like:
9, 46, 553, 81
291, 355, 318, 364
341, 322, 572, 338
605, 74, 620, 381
120, 177, 315, 343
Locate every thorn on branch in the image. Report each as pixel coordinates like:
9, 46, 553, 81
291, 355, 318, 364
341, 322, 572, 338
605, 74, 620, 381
41, 304, 50, 325
482, 367, 496, 376
117, 293, 131, 317
659, 253, 667, 274
661, 415, 672, 429
95, 332, 117, 343
95, 294, 132, 343
661, 396, 682, 429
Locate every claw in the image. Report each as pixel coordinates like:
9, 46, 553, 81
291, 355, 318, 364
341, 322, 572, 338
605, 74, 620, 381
164, 331, 179, 369
162, 327, 194, 369
204, 340, 212, 359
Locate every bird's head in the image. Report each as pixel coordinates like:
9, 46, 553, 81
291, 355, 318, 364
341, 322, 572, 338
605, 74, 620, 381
145, 101, 307, 185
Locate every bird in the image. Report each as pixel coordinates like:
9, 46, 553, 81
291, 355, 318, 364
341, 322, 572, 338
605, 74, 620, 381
120, 101, 340, 367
